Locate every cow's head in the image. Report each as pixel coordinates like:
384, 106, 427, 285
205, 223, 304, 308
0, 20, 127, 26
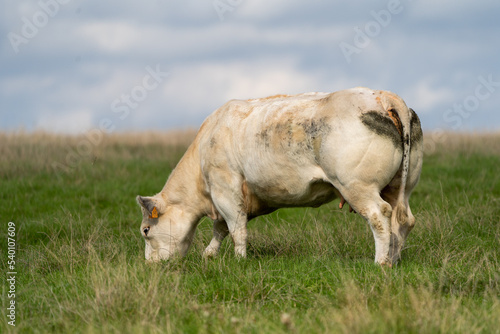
136, 195, 197, 261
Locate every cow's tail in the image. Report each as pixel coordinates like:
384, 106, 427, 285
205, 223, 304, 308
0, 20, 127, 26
381, 94, 411, 224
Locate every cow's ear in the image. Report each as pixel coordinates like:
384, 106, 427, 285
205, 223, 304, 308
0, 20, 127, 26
136, 195, 165, 218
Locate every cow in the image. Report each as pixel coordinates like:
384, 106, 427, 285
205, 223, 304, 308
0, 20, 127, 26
136, 87, 423, 266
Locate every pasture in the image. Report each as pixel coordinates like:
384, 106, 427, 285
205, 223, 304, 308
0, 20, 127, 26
1, 131, 499, 333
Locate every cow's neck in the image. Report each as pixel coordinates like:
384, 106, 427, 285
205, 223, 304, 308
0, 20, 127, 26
160, 140, 211, 220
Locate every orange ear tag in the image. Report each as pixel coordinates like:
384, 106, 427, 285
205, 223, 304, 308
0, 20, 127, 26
149, 207, 158, 219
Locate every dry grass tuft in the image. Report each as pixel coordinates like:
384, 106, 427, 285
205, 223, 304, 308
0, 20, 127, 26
424, 131, 500, 156
0, 129, 197, 151
0, 129, 197, 178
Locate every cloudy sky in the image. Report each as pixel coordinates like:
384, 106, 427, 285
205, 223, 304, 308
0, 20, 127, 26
1, 0, 499, 133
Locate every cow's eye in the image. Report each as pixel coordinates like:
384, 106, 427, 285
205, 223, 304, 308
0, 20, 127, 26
143, 226, 150, 236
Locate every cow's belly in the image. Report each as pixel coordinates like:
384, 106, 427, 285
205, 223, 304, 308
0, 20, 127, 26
245, 172, 339, 211
238, 124, 340, 214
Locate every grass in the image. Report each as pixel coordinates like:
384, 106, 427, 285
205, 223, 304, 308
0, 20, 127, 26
1, 130, 499, 333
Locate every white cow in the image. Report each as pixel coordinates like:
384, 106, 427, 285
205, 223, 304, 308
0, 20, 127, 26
137, 87, 423, 265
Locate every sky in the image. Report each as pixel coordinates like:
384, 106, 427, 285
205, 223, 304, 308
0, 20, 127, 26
1, 0, 499, 134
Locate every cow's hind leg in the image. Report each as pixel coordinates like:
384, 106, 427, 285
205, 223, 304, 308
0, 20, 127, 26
339, 183, 393, 265
203, 219, 229, 258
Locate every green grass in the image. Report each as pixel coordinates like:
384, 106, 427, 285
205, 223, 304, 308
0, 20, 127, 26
1, 131, 499, 333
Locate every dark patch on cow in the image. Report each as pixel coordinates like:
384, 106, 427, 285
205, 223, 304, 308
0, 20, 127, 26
361, 111, 402, 148
297, 117, 331, 162
256, 128, 270, 148
298, 117, 330, 138
256, 117, 331, 162
409, 108, 423, 146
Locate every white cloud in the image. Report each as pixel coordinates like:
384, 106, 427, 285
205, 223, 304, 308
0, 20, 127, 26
36, 109, 93, 134
117, 58, 325, 129
237, 0, 304, 20
0, 74, 56, 97
403, 78, 455, 112
164, 59, 321, 107
409, 0, 499, 19
71, 19, 345, 61
77, 20, 144, 53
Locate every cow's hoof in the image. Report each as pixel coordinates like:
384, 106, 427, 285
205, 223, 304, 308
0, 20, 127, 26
203, 248, 218, 258
376, 258, 393, 268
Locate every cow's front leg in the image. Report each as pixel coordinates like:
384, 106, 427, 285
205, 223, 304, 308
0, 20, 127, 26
229, 211, 248, 258
215, 206, 247, 258
203, 219, 229, 258
208, 174, 249, 258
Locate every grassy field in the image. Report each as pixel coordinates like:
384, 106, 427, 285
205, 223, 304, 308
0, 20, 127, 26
1, 131, 499, 333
